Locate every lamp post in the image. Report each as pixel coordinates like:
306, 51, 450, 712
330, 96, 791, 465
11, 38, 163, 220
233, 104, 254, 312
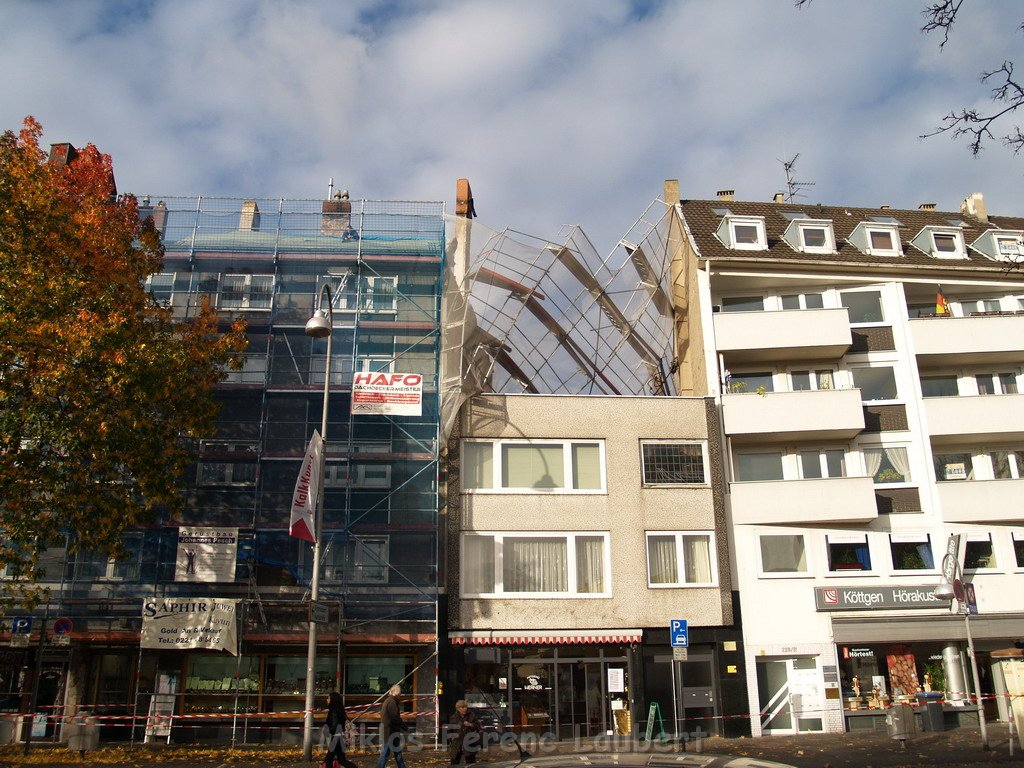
932, 538, 989, 750
302, 284, 333, 761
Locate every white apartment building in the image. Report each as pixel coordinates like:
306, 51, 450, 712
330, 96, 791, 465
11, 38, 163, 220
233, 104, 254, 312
674, 189, 1024, 735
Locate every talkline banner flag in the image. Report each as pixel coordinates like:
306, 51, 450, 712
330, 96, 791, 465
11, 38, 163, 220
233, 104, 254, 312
175, 527, 238, 582
140, 597, 238, 655
290, 430, 322, 542
351, 372, 423, 416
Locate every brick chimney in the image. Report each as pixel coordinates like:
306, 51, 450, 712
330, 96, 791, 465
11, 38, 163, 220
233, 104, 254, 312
321, 190, 352, 234
717, 189, 735, 202
918, 203, 937, 211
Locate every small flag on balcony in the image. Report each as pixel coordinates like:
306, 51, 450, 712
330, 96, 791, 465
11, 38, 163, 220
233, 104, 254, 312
289, 431, 322, 542
935, 286, 951, 316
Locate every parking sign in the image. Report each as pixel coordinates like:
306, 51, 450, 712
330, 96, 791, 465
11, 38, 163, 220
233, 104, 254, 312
670, 619, 688, 647
10, 617, 31, 635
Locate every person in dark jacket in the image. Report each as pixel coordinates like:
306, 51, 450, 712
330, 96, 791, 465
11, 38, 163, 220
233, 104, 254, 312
375, 684, 409, 768
448, 700, 482, 765
322, 691, 358, 768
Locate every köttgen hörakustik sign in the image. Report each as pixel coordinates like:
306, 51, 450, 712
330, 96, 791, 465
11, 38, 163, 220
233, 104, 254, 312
141, 598, 238, 655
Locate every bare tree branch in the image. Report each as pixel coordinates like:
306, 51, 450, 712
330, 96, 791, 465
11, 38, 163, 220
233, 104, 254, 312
921, 0, 963, 49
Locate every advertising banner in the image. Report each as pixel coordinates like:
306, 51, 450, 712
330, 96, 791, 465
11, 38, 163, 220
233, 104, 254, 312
141, 598, 238, 655
175, 527, 238, 582
290, 431, 323, 542
351, 372, 423, 416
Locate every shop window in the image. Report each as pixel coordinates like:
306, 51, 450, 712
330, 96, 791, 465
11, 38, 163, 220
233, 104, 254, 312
462, 439, 605, 493
827, 535, 872, 572
840, 290, 885, 324
721, 295, 764, 312
864, 446, 910, 485
734, 451, 784, 482
851, 366, 898, 401
1013, 532, 1024, 568
759, 534, 809, 574
461, 532, 610, 597
790, 369, 834, 391
963, 535, 997, 570
263, 656, 332, 697
889, 534, 934, 571
920, 375, 958, 397
640, 441, 708, 485
976, 372, 1018, 395
345, 656, 413, 696
186, 655, 260, 695
727, 371, 774, 394
933, 452, 974, 481
645, 532, 717, 587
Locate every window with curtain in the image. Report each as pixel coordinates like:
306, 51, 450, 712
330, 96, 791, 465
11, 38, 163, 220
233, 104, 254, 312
641, 441, 707, 485
461, 533, 609, 597
461, 440, 605, 492
827, 535, 872, 571
864, 446, 910, 484
645, 533, 715, 587
759, 534, 808, 573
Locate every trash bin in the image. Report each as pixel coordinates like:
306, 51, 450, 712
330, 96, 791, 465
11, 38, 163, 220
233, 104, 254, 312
885, 704, 916, 747
920, 701, 945, 731
66, 712, 100, 755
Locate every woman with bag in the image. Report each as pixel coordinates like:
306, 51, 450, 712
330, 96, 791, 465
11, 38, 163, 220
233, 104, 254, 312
322, 691, 359, 768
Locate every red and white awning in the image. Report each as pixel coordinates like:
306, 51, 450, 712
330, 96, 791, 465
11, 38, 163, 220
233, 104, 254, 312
448, 628, 643, 646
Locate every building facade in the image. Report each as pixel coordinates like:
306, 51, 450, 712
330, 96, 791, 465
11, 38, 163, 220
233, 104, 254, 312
673, 188, 1024, 735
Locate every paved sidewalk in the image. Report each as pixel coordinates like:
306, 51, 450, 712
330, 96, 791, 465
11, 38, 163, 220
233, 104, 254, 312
0, 723, 1019, 767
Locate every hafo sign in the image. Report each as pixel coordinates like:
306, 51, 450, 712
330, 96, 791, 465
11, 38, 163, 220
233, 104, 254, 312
352, 372, 423, 416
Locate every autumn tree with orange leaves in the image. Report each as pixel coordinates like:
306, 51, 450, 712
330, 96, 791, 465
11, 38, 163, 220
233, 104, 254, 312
0, 118, 246, 608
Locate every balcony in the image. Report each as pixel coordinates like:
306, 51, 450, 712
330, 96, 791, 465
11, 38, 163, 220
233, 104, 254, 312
923, 394, 1024, 444
911, 314, 1024, 365
723, 389, 864, 442
730, 476, 877, 525
936, 479, 1024, 523
714, 308, 852, 363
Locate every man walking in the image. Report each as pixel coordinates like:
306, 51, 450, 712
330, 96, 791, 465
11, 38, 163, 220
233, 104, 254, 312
376, 684, 409, 768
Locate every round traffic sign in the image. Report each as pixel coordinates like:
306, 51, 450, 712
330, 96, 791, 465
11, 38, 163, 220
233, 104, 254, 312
52, 617, 73, 635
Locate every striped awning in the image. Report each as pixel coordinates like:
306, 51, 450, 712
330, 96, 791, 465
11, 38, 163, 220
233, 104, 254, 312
449, 628, 643, 646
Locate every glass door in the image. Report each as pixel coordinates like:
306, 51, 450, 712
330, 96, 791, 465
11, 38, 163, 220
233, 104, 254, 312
555, 662, 604, 738
756, 657, 824, 734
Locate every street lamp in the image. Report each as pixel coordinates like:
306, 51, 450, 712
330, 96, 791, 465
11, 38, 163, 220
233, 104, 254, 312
932, 537, 989, 750
302, 284, 333, 761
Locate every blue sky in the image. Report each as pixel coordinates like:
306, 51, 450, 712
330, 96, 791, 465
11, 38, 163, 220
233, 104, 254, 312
1, 0, 1023, 251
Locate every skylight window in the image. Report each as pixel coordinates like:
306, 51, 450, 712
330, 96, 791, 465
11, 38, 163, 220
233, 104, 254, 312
870, 215, 903, 226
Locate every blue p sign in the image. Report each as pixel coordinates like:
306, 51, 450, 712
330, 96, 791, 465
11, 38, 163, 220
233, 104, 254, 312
11, 617, 32, 635
670, 619, 688, 647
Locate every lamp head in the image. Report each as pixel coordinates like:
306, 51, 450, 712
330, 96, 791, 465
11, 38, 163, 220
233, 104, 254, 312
305, 309, 332, 338
932, 580, 956, 601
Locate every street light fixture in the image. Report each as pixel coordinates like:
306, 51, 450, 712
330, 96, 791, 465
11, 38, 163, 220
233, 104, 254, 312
932, 537, 988, 750
302, 284, 333, 761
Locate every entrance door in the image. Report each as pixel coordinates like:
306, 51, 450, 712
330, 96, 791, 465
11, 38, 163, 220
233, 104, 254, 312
677, 657, 717, 736
556, 662, 603, 738
756, 657, 824, 734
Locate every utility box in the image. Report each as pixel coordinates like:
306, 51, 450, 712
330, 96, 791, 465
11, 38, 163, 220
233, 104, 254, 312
66, 712, 99, 754
885, 704, 916, 746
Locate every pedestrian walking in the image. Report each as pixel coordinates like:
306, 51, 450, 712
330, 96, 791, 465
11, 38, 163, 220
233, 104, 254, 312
322, 691, 358, 768
448, 699, 482, 765
375, 684, 409, 768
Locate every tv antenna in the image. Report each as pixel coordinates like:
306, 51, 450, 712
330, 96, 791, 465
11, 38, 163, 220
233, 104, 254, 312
781, 154, 815, 202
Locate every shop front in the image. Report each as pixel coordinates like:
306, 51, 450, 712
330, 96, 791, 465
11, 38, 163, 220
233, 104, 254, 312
449, 629, 640, 740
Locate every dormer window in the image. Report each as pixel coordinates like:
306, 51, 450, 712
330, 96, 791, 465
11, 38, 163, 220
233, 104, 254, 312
969, 229, 1024, 262
849, 222, 902, 256
911, 226, 966, 259
715, 215, 767, 251
782, 218, 835, 254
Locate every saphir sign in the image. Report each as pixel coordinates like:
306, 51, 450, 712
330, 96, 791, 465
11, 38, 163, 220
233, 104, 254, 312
140, 598, 238, 655
814, 586, 947, 611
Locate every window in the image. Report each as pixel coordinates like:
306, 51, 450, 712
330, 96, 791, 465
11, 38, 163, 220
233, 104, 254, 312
889, 534, 934, 571
976, 373, 1018, 395
322, 274, 398, 312
868, 229, 897, 252
963, 534, 996, 570
797, 223, 834, 253
864, 446, 911, 484
223, 355, 268, 384
646, 532, 717, 587
850, 222, 902, 256
995, 235, 1024, 260
791, 370, 834, 391
1013, 531, 1024, 568
324, 462, 392, 489
851, 366, 898, 401
727, 371, 774, 394
198, 461, 257, 486
721, 296, 764, 312
989, 450, 1024, 479
74, 534, 142, 582
220, 274, 274, 310
933, 233, 959, 255
913, 227, 967, 259
958, 298, 1001, 315
827, 534, 872, 572
734, 452, 784, 482
781, 292, 824, 310
840, 290, 884, 323
350, 536, 389, 583
759, 534, 808, 574
462, 440, 605, 493
640, 441, 708, 485
461, 532, 610, 597
920, 375, 958, 397
933, 452, 974, 481
717, 215, 767, 250
145, 273, 175, 305
799, 449, 846, 479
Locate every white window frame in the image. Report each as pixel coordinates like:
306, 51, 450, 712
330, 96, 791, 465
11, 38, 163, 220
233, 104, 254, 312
756, 532, 812, 578
796, 447, 848, 479
219, 273, 274, 311
849, 364, 900, 403
222, 354, 268, 384
995, 234, 1024, 261
825, 533, 874, 575
839, 288, 886, 325
1012, 530, 1024, 571
197, 440, 258, 487
145, 272, 175, 306
796, 221, 835, 254
197, 460, 258, 487
888, 533, 937, 573
779, 291, 826, 310
963, 532, 998, 572
862, 444, 913, 487
460, 531, 612, 599
461, 439, 607, 494
927, 228, 967, 259
957, 297, 1004, 316
717, 215, 767, 251
788, 368, 836, 392
864, 226, 902, 256
973, 371, 1019, 396
644, 531, 718, 588
733, 450, 785, 482
639, 440, 709, 486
